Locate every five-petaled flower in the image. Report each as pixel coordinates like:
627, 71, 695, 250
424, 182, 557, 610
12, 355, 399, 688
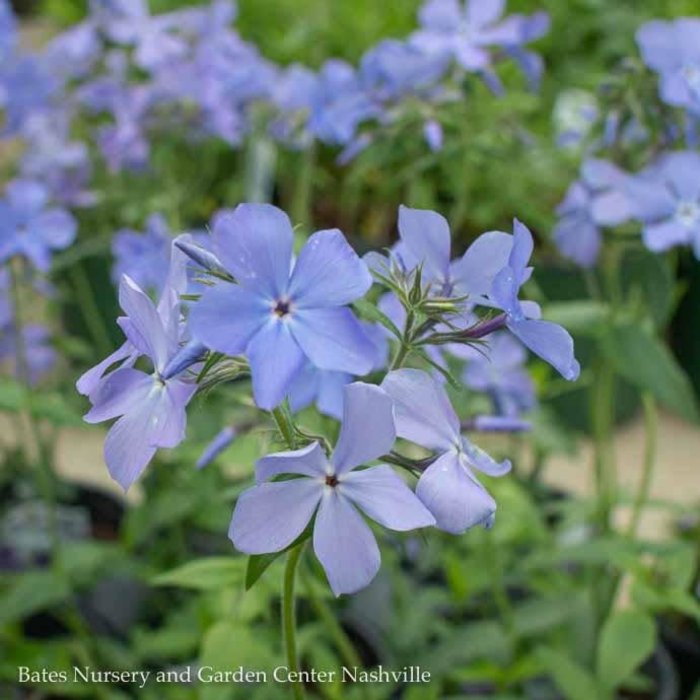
189, 203, 376, 410
229, 382, 435, 595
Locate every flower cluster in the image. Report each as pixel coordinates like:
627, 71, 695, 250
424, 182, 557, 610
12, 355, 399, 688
553, 16, 700, 266
77, 200, 579, 594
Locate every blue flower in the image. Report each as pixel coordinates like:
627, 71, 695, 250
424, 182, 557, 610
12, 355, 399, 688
0, 180, 76, 271
626, 151, 700, 258
637, 19, 700, 115
189, 204, 376, 410
230, 382, 435, 595
411, 0, 523, 72
553, 159, 632, 268
488, 220, 580, 380
382, 368, 510, 534
83, 275, 196, 490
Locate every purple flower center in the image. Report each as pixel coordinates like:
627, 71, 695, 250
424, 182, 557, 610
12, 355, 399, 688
273, 299, 292, 318
325, 474, 338, 487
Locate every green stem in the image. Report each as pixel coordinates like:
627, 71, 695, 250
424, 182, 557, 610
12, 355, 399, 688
627, 393, 657, 538
291, 145, 315, 228
69, 263, 113, 358
302, 566, 363, 670
591, 360, 616, 533
272, 405, 297, 450
389, 309, 415, 370
283, 543, 306, 700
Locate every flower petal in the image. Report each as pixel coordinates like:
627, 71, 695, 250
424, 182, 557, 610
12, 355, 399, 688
381, 368, 460, 451
76, 341, 135, 396
190, 282, 269, 356
332, 383, 396, 474
313, 490, 380, 596
340, 465, 435, 530
397, 204, 451, 284
212, 203, 293, 298
416, 452, 496, 534
508, 318, 580, 381
247, 319, 306, 410
450, 230, 513, 297
229, 480, 322, 554
291, 307, 374, 374
288, 229, 372, 308
83, 368, 152, 423
256, 441, 329, 483
642, 219, 691, 252
461, 437, 511, 476
118, 275, 172, 371
467, 0, 505, 29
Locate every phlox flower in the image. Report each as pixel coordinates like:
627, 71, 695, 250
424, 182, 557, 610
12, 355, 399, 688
462, 331, 535, 417
82, 275, 196, 490
189, 203, 376, 410
382, 368, 509, 534
487, 220, 580, 381
230, 382, 435, 595
0, 180, 76, 272
411, 0, 524, 72
637, 19, 700, 115
553, 159, 632, 268
625, 151, 700, 258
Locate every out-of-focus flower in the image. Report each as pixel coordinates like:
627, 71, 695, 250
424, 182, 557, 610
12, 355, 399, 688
190, 204, 376, 409
308, 60, 378, 145
382, 368, 510, 533
0, 180, 76, 272
637, 18, 700, 115
488, 220, 580, 380
0, 56, 56, 135
197, 426, 236, 469
230, 382, 435, 596
112, 214, 172, 295
411, 0, 523, 72
553, 89, 599, 148
423, 119, 444, 151
82, 275, 196, 490
626, 151, 700, 258
0, 0, 16, 60
553, 159, 632, 268
462, 331, 535, 416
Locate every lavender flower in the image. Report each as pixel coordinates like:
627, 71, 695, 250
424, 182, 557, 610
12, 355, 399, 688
637, 19, 700, 115
488, 220, 580, 380
112, 214, 172, 295
462, 331, 535, 416
553, 159, 632, 268
382, 369, 510, 533
197, 426, 236, 469
0, 180, 76, 272
189, 204, 376, 410
626, 151, 700, 257
83, 275, 196, 490
411, 0, 523, 72
230, 382, 435, 595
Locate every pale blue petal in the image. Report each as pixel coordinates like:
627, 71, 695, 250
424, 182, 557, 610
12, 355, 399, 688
416, 452, 496, 534
340, 465, 435, 530
397, 205, 452, 284
332, 383, 396, 475
291, 307, 374, 374
460, 437, 512, 476
247, 320, 306, 410
313, 490, 380, 596
288, 229, 372, 308
256, 441, 329, 483
230, 480, 322, 554
450, 231, 512, 297
83, 368, 152, 423
508, 318, 580, 380
642, 219, 691, 252
381, 369, 460, 451
189, 283, 268, 355
212, 203, 293, 298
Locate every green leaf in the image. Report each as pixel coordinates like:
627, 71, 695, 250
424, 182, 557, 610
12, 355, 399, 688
152, 557, 245, 590
245, 553, 282, 591
352, 298, 402, 339
601, 323, 699, 422
0, 571, 71, 627
535, 647, 603, 700
542, 301, 609, 336
597, 610, 656, 691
